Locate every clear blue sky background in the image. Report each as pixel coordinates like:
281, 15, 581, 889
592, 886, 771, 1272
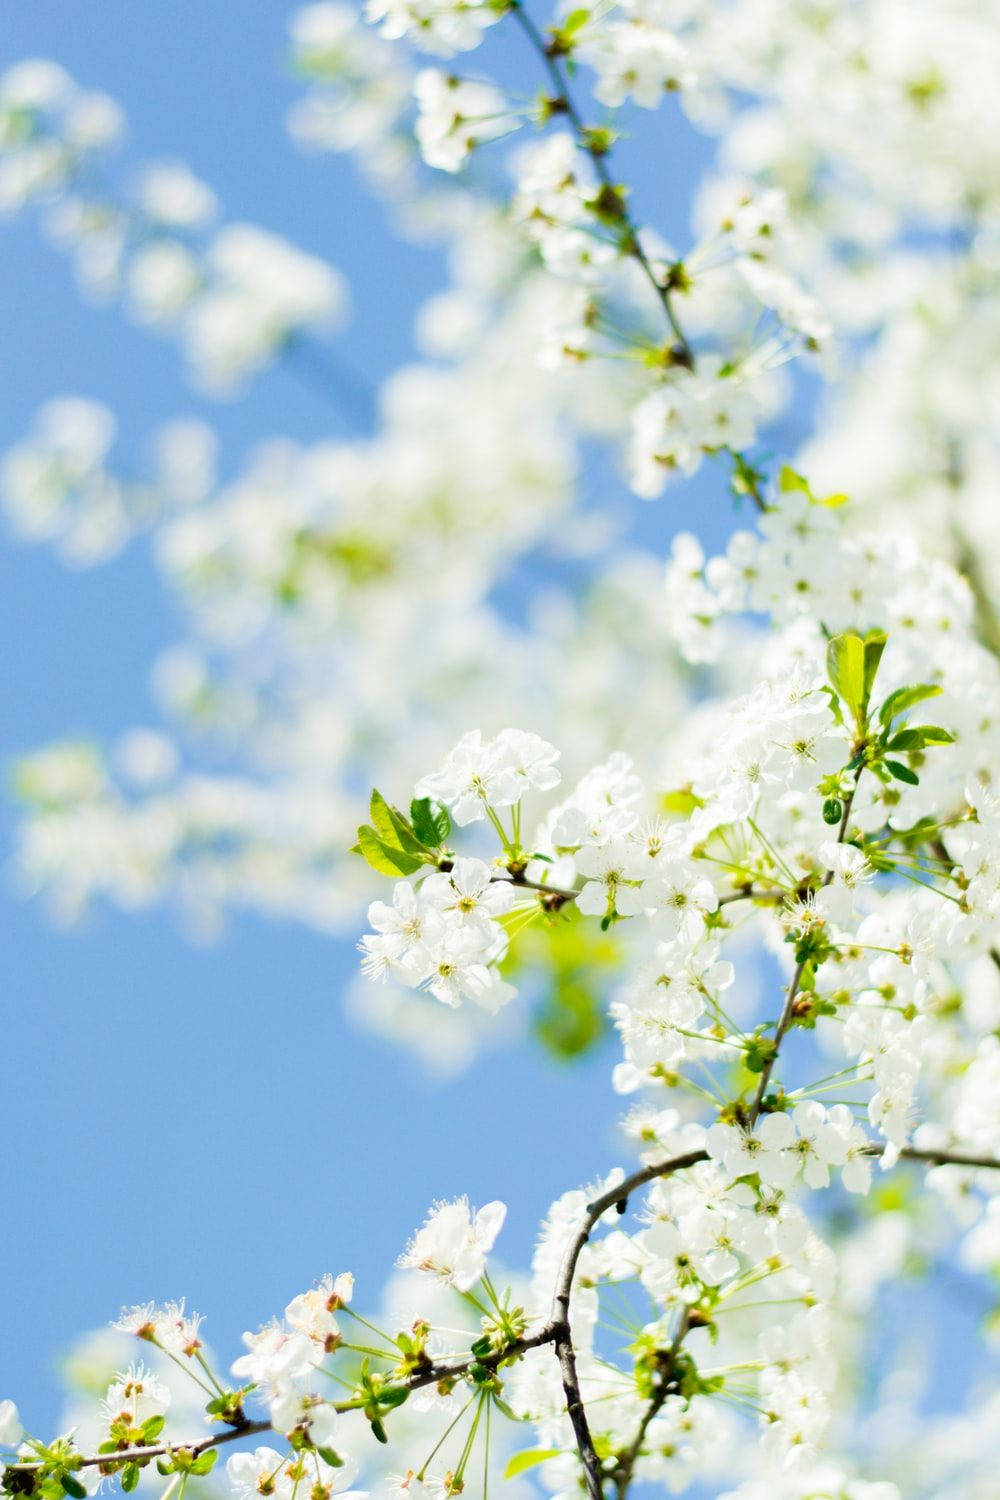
0, 0, 721, 1429
1, 0, 978, 1457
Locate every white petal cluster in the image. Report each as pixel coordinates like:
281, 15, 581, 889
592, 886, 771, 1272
366, 0, 504, 57
359, 860, 517, 1011
397, 1197, 506, 1290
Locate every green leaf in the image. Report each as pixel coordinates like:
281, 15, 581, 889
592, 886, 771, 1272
827, 630, 886, 728
822, 797, 842, 826
862, 631, 887, 711
316, 1450, 343, 1470
470, 1335, 493, 1358
778, 466, 847, 507
885, 759, 919, 785
356, 824, 424, 877
504, 1450, 563, 1480
191, 1452, 219, 1476
121, 1466, 140, 1493
560, 7, 590, 35
370, 791, 426, 857
885, 728, 923, 752
61, 1479, 87, 1499
778, 465, 810, 495
878, 683, 942, 726
885, 725, 952, 751
141, 1416, 165, 1441
370, 1419, 388, 1445
888, 724, 952, 749
410, 796, 451, 849
826, 633, 865, 723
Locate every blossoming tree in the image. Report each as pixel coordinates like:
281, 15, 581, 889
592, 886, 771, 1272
3, 2, 1000, 1499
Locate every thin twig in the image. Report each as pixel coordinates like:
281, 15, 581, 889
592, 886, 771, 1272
750, 782, 857, 1119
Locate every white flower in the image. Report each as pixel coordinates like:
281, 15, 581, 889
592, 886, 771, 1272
414, 70, 513, 173
113, 1299, 203, 1356
0, 1400, 23, 1448
101, 1364, 171, 1426
226, 1448, 359, 1500
420, 857, 517, 926
787, 1101, 849, 1190
366, 0, 502, 55
398, 1197, 506, 1290
416, 728, 558, 824
230, 1323, 316, 1388
285, 1272, 354, 1347
706, 1114, 797, 1187
815, 842, 874, 925
575, 837, 648, 917
645, 860, 719, 943
416, 919, 512, 1009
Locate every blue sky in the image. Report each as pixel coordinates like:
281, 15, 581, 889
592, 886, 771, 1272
0, 0, 704, 1428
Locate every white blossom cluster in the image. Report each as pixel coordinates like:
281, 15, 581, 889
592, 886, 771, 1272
0, 60, 345, 392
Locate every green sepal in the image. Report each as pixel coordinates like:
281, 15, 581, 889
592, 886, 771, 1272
490, 1396, 520, 1422
744, 1035, 778, 1074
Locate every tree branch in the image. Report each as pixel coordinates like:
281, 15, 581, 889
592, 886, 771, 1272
11, 1143, 997, 1486
507, 1, 768, 513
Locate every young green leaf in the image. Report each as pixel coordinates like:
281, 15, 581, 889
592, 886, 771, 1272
885, 760, 919, 785
369, 791, 426, 857
356, 824, 424, 876
410, 796, 451, 849
878, 683, 942, 727
503, 1449, 564, 1480
861, 630, 887, 713
826, 633, 866, 724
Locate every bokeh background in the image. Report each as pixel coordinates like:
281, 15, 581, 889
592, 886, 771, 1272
0, 0, 732, 1427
